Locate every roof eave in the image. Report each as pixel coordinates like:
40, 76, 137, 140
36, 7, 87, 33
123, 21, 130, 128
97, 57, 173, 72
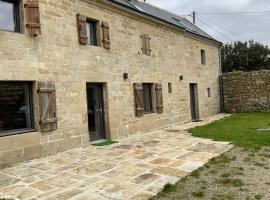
186, 30, 223, 46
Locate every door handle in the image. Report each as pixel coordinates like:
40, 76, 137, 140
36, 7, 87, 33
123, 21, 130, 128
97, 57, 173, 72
96, 108, 103, 112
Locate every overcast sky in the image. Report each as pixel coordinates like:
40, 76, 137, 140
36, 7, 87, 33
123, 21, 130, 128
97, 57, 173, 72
147, 0, 270, 46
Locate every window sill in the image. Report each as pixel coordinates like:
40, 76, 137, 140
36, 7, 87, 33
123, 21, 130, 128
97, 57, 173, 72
141, 54, 151, 57
83, 44, 108, 50
0, 128, 36, 137
87, 44, 100, 47
144, 111, 156, 114
0, 28, 23, 35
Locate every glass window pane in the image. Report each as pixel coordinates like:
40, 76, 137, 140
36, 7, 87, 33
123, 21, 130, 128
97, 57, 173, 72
86, 22, 91, 45
0, 82, 33, 134
143, 84, 152, 112
207, 88, 211, 97
0, 1, 15, 32
86, 21, 97, 46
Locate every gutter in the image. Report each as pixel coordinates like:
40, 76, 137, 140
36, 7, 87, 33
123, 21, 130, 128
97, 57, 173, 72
219, 45, 225, 112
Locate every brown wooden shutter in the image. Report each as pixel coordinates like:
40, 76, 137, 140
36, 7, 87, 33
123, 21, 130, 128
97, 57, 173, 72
24, 0, 41, 36
145, 34, 151, 56
101, 21, 110, 49
77, 14, 88, 45
141, 34, 151, 56
155, 83, 163, 114
134, 83, 144, 117
141, 34, 147, 55
38, 81, 57, 132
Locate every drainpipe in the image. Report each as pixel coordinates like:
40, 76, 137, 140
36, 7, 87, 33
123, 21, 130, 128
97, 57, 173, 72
219, 45, 225, 112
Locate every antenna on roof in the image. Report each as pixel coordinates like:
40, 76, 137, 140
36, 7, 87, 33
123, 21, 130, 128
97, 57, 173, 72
193, 11, 196, 24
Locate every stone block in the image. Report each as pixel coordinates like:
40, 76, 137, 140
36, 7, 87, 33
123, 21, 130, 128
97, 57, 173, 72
24, 145, 43, 161
0, 149, 24, 167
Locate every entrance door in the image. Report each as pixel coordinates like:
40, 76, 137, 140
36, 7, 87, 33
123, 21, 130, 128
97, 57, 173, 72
189, 83, 199, 121
86, 84, 105, 141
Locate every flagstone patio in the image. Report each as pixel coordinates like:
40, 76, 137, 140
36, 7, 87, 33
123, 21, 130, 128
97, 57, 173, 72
0, 114, 232, 200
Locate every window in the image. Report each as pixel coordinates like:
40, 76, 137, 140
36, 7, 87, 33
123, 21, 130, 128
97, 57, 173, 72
207, 88, 211, 97
0, 0, 20, 32
168, 83, 172, 93
141, 34, 151, 56
143, 83, 153, 113
201, 49, 206, 65
0, 82, 34, 136
86, 20, 97, 46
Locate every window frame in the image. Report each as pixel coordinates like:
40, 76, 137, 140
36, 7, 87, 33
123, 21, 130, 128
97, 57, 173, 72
86, 19, 98, 46
0, 81, 35, 137
142, 83, 154, 114
201, 49, 206, 65
0, 0, 21, 33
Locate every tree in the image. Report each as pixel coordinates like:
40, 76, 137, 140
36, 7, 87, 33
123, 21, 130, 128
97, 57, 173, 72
221, 40, 270, 73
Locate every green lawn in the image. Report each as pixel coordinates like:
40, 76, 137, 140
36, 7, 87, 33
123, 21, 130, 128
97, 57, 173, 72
188, 112, 270, 149
151, 113, 270, 200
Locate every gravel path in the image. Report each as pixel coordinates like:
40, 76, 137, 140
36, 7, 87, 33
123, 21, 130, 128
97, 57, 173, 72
152, 147, 270, 200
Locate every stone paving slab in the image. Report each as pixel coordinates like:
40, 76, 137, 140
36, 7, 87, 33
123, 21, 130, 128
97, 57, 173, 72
0, 114, 233, 200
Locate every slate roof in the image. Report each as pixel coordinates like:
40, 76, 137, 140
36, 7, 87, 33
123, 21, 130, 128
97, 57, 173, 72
107, 0, 221, 44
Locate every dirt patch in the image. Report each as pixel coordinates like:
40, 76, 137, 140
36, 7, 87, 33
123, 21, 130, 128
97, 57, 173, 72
151, 147, 270, 200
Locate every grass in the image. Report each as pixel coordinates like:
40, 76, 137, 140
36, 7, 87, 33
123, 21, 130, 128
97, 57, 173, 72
211, 193, 236, 200
92, 140, 118, 146
217, 178, 244, 187
162, 183, 178, 193
192, 189, 205, 197
254, 194, 263, 200
209, 154, 234, 165
221, 172, 231, 178
151, 113, 270, 200
190, 169, 201, 178
188, 113, 270, 149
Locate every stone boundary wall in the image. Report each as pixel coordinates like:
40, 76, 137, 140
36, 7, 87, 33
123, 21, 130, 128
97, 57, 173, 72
222, 70, 270, 112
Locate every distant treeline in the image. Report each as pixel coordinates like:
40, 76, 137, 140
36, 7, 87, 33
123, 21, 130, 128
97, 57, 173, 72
221, 40, 270, 73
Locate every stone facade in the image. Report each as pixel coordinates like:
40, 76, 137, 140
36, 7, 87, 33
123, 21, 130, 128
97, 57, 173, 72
0, 0, 221, 167
222, 70, 270, 112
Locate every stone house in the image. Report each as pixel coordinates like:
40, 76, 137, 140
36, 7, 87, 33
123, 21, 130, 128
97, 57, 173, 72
0, 0, 222, 166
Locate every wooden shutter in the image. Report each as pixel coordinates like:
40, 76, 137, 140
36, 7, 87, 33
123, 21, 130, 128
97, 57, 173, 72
155, 83, 163, 114
38, 81, 57, 132
141, 34, 151, 56
77, 14, 88, 45
101, 21, 110, 49
141, 34, 146, 55
24, 0, 41, 36
145, 34, 151, 56
134, 83, 144, 117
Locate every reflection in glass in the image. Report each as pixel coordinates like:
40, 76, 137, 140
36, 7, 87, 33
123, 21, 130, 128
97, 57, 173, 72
86, 21, 97, 46
0, 1, 15, 32
0, 82, 33, 134
143, 84, 153, 113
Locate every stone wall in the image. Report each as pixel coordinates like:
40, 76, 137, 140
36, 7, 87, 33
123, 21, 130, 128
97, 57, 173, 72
0, 0, 221, 167
222, 70, 270, 112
